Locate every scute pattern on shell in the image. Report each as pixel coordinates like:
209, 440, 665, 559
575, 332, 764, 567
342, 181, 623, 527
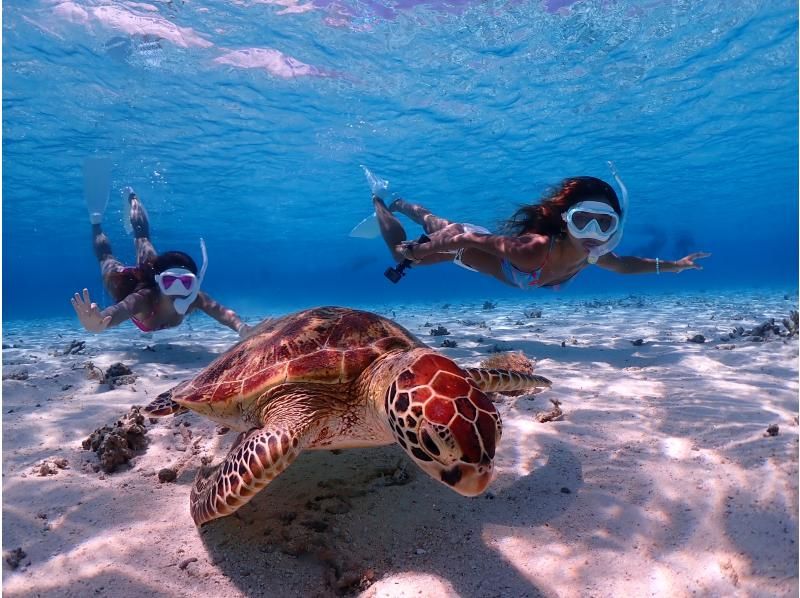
174, 307, 421, 406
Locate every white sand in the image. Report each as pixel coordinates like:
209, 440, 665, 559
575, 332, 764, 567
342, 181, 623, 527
2, 291, 798, 597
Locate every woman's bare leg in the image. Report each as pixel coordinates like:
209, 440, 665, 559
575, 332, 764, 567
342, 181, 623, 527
373, 196, 409, 263
373, 197, 450, 266
92, 224, 126, 298
127, 191, 157, 266
388, 198, 452, 234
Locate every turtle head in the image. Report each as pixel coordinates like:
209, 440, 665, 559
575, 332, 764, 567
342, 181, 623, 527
381, 350, 501, 496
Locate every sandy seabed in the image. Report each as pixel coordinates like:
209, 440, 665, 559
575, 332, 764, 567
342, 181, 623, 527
2, 291, 798, 598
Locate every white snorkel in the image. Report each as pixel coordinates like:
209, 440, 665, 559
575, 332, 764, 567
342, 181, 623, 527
156, 238, 208, 315
584, 161, 629, 264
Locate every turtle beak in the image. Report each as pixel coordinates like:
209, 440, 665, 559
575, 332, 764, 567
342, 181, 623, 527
439, 463, 493, 496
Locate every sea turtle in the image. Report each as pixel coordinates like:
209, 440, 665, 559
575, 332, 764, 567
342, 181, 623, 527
145, 306, 551, 525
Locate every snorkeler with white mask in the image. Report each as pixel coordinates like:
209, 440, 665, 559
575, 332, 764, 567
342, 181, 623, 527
356, 163, 710, 288
71, 158, 254, 337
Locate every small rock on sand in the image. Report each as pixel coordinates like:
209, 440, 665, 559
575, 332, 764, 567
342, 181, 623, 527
104, 362, 137, 388
63, 340, 86, 355
3, 369, 29, 381
5, 548, 27, 570
158, 468, 177, 483
35, 458, 69, 476
764, 424, 780, 437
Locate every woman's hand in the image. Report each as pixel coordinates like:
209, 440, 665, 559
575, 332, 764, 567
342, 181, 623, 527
395, 224, 466, 260
396, 241, 423, 262
674, 252, 711, 273
71, 289, 112, 333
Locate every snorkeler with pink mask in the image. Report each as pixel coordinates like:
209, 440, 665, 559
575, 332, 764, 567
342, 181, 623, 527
71, 158, 254, 337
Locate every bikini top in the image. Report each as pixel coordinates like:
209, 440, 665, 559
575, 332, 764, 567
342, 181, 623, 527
130, 314, 158, 333
501, 236, 582, 290
115, 268, 170, 332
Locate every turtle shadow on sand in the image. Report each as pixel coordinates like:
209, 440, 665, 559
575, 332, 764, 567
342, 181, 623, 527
193, 425, 716, 597
194, 438, 584, 597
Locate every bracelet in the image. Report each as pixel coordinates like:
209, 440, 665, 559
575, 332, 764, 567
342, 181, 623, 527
655, 257, 660, 275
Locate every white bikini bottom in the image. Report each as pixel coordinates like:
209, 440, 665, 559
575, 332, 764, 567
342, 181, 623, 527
451, 224, 490, 272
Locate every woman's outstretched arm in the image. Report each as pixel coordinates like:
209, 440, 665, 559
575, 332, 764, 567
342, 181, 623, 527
192, 292, 253, 338
596, 252, 711, 274
71, 287, 154, 332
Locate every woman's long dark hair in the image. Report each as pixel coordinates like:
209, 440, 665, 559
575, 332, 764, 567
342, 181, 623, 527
502, 176, 621, 237
106, 251, 198, 301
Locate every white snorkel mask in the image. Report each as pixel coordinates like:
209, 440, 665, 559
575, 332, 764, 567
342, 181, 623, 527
561, 162, 629, 264
155, 238, 208, 315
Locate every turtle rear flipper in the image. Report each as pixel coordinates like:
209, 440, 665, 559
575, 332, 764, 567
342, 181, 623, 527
144, 388, 189, 417
465, 368, 552, 395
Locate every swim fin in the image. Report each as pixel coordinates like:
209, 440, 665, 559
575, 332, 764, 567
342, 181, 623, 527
83, 157, 112, 225
122, 186, 134, 235
350, 165, 389, 239
349, 212, 380, 238
361, 165, 390, 199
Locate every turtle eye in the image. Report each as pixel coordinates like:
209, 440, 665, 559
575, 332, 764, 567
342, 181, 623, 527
420, 429, 441, 457
418, 422, 458, 463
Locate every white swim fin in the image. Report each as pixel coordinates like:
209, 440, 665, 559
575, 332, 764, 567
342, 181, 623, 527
83, 157, 112, 225
361, 165, 390, 199
349, 212, 381, 238
350, 165, 389, 239
122, 186, 134, 235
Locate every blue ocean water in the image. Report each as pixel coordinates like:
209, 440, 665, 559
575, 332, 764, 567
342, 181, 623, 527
3, 0, 798, 322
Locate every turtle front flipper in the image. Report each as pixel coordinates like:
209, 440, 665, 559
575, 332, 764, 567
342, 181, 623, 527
464, 368, 552, 394
190, 420, 316, 526
144, 387, 189, 417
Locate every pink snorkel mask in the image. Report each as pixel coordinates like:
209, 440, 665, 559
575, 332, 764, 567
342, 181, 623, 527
155, 239, 208, 315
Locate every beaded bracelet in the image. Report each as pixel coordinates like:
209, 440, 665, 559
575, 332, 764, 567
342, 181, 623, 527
656, 257, 660, 275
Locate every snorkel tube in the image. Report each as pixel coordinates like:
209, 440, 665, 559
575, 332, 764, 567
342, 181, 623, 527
171, 238, 208, 315
586, 161, 629, 264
